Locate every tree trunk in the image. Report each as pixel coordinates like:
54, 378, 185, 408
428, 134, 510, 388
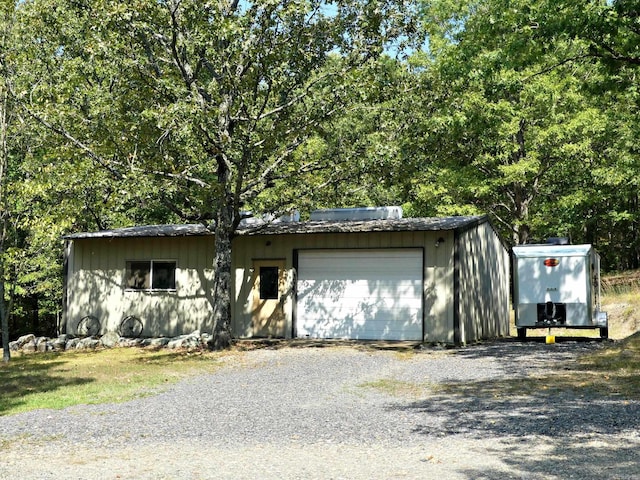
517, 221, 530, 245
511, 119, 532, 245
512, 184, 532, 245
0, 77, 9, 362
0, 223, 10, 362
208, 128, 236, 349
209, 196, 234, 350
207, 83, 238, 350
0, 257, 9, 363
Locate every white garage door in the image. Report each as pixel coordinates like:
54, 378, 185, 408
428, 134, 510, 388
296, 249, 423, 340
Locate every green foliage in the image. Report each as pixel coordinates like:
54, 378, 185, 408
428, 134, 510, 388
255, 55, 417, 213
16, 0, 414, 219
398, 0, 640, 259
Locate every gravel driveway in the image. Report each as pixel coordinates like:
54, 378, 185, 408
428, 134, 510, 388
1, 339, 639, 479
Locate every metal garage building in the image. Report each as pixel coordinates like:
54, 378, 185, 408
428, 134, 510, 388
64, 209, 510, 345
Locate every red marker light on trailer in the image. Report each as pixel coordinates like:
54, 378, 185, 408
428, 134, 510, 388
544, 258, 560, 267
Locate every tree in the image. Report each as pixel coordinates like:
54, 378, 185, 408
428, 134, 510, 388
0, 29, 10, 362
0, 0, 20, 362
542, 0, 640, 67
540, 0, 640, 269
18, 0, 415, 348
401, 0, 613, 245
254, 55, 419, 213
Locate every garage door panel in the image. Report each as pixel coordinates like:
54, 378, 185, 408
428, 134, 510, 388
298, 280, 421, 299
298, 306, 423, 340
296, 249, 423, 341
301, 254, 418, 275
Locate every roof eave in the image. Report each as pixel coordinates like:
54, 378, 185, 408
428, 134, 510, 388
62, 224, 213, 240
63, 215, 491, 240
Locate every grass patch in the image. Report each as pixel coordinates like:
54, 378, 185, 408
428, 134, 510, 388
568, 330, 640, 398
0, 347, 230, 416
433, 333, 640, 401
602, 269, 640, 295
601, 269, 640, 337
359, 378, 436, 398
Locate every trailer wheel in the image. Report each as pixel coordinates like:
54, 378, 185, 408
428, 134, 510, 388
517, 328, 527, 340
599, 327, 609, 339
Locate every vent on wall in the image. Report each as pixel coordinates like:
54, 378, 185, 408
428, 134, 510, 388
310, 206, 403, 221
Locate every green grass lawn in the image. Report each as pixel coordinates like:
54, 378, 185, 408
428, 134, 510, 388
0, 347, 229, 416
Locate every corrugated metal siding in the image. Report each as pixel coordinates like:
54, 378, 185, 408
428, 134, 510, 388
425, 231, 455, 344
457, 220, 510, 344
66, 236, 215, 337
232, 231, 455, 342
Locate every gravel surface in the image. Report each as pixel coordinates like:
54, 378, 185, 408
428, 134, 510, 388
1, 339, 639, 479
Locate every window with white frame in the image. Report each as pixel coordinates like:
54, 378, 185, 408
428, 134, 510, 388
126, 260, 176, 291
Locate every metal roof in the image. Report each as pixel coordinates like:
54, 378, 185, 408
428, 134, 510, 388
512, 244, 593, 257
63, 223, 213, 239
236, 215, 487, 236
63, 215, 488, 240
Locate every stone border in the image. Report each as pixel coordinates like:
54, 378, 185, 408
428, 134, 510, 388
9, 331, 211, 354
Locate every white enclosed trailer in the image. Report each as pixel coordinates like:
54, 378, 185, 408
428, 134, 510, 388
512, 244, 608, 339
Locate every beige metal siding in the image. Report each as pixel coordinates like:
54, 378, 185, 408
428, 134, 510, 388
425, 231, 456, 344
66, 236, 215, 337
232, 231, 455, 343
457, 221, 510, 344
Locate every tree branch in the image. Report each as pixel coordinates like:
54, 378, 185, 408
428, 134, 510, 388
167, 1, 196, 91
20, 102, 124, 180
522, 53, 592, 81
591, 41, 640, 65
489, 209, 516, 237
246, 69, 342, 124
22, 91, 211, 189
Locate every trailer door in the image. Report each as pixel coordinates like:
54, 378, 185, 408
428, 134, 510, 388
514, 246, 591, 327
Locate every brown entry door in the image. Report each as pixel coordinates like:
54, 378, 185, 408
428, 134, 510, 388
251, 260, 286, 337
